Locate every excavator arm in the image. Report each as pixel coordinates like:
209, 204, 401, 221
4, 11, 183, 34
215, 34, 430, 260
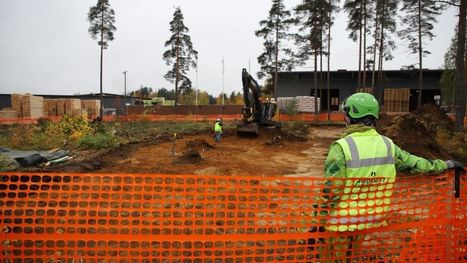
241, 68, 262, 123
237, 69, 280, 136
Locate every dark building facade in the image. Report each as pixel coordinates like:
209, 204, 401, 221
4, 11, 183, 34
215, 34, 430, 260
277, 69, 443, 111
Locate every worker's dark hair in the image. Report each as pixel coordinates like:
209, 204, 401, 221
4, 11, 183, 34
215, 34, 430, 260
346, 114, 377, 127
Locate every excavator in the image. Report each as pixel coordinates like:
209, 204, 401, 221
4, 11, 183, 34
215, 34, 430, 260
237, 68, 280, 136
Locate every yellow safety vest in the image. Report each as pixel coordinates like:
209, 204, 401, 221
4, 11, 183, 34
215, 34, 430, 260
327, 129, 396, 232
214, 122, 222, 132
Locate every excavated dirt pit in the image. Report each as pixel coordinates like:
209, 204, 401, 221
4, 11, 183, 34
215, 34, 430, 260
95, 125, 344, 177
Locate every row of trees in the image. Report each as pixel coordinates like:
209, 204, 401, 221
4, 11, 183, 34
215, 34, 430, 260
256, 0, 465, 130
86, 0, 465, 130
256, 0, 445, 101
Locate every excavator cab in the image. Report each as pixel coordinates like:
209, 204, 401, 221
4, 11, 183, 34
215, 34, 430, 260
237, 69, 280, 136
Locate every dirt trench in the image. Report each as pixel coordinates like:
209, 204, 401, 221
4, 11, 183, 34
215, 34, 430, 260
94, 125, 344, 176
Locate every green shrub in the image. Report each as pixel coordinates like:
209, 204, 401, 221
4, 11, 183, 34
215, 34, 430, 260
47, 114, 94, 137
76, 133, 121, 150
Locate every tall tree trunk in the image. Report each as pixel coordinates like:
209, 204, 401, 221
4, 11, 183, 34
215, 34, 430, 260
455, 0, 466, 131
377, 0, 386, 104
175, 33, 180, 108
314, 52, 319, 121
99, 12, 104, 117
320, 25, 323, 105
358, 5, 363, 91
371, 4, 379, 91
362, 0, 367, 90
327, 4, 331, 122
274, 21, 279, 99
417, 0, 423, 109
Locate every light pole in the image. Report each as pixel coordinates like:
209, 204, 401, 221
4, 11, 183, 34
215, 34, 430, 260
196, 57, 199, 106
222, 57, 225, 106
123, 70, 128, 113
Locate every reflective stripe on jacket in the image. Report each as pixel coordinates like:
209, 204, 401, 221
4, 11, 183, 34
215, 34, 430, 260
326, 129, 396, 232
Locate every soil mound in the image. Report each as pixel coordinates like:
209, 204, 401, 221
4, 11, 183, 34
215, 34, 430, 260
173, 150, 203, 164
377, 104, 456, 160
184, 139, 214, 151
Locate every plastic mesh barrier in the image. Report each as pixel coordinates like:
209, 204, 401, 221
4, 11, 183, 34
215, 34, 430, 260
0, 172, 464, 262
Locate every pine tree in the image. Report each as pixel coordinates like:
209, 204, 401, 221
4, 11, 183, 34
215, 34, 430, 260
441, 27, 458, 107
294, 0, 332, 120
255, 0, 296, 98
163, 7, 198, 106
88, 0, 116, 117
454, 0, 466, 131
326, 0, 340, 121
343, 0, 365, 90
399, 0, 446, 109
368, 0, 397, 103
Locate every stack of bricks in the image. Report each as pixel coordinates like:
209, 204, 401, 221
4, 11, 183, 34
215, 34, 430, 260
81, 100, 101, 119
11, 93, 44, 118
277, 96, 320, 113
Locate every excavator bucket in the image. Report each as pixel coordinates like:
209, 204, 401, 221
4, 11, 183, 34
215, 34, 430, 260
236, 122, 260, 136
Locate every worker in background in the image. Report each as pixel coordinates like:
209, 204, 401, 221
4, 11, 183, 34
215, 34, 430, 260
317, 92, 464, 262
214, 118, 223, 143
263, 98, 271, 120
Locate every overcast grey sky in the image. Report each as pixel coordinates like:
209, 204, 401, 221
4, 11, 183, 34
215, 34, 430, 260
0, 0, 458, 97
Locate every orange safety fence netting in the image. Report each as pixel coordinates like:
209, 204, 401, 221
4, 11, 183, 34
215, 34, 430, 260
0, 113, 347, 125
0, 171, 465, 262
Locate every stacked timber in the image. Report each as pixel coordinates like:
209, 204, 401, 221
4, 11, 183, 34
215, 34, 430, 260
0, 109, 18, 119
81, 100, 101, 119
43, 99, 82, 116
331, 97, 339, 107
43, 99, 57, 116
384, 88, 410, 112
11, 93, 44, 118
277, 96, 320, 113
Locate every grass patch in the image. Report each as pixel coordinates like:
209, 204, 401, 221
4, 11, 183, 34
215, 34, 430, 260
76, 133, 122, 150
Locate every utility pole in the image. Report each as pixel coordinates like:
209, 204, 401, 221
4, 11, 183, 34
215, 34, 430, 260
123, 70, 128, 115
196, 57, 199, 106
222, 57, 225, 106
123, 70, 128, 102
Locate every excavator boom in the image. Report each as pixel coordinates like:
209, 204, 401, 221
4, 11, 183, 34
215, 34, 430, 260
237, 69, 280, 136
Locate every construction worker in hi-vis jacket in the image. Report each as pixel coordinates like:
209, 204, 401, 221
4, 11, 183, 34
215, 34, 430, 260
316, 92, 464, 262
214, 118, 223, 143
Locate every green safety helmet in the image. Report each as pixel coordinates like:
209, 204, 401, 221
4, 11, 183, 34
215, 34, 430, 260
343, 93, 380, 119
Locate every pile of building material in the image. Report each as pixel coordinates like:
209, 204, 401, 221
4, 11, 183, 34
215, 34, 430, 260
11, 93, 44, 118
81, 100, 101, 119
44, 99, 83, 117
0, 109, 18, 119
277, 96, 320, 113
0, 94, 103, 119
384, 88, 410, 112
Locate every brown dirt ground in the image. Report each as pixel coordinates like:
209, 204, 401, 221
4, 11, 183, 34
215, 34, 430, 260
94, 125, 344, 177
46, 105, 464, 175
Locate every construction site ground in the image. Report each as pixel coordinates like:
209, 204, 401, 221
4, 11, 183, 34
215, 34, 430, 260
1, 104, 464, 174
95, 125, 342, 176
